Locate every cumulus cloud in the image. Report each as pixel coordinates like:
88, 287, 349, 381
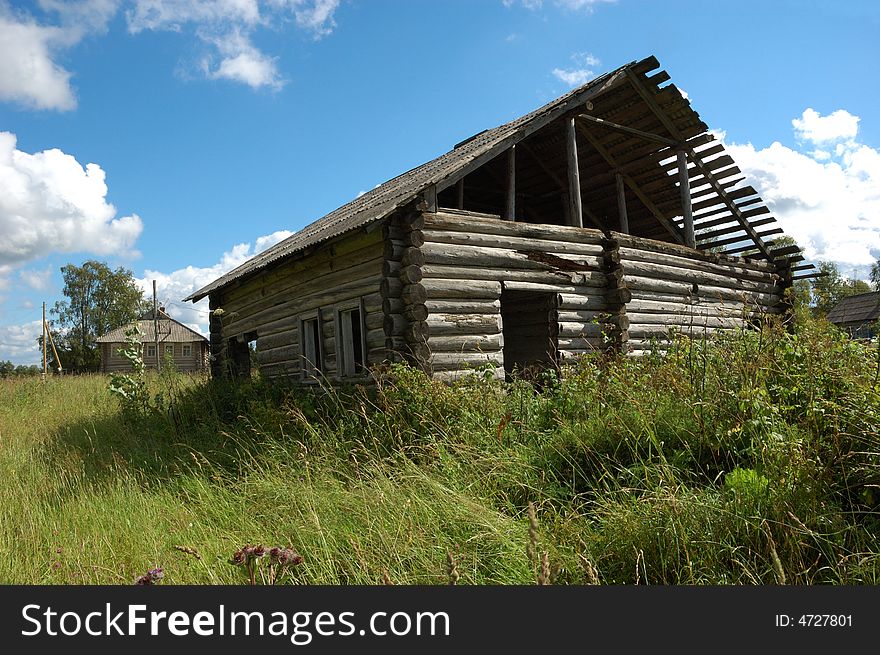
127, 0, 340, 89
0, 1, 119, 111
138, 229, 293, 334
552, 52, 601, 87
0, 320, 43, 364
199, 27, 283, 90
793, 108, 859, 144
0, 131, 142, 268
722, 108, 880, 279
0, 13, 77, 110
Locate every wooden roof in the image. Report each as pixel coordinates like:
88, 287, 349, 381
96, 309, 208, 343
186, 55, 810, 303
827, 292, 880, 326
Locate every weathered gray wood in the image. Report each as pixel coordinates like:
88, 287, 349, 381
401, 247, 426, 267
424, 211, 606, 244
621, 260, 779, 294
428, 333, 503, 352
421, 241, 603, 272
422, 278, 501, 299
403, 304, 429, 322
382, 297, 404, 315
456, 178, 464, 210
401, 283, 427, 305
432, 367, 505, 382
613, 232, 776, 272
504, 280, 606, 295
426, 313, 502, 335
557, 293, 605, 311
421, 264, 605, 287
422, 228, 605, 256
383, 314, 407, 337
619, 246, 779, 282
566, 117, 583, 228
380, 276, 402, 299
576, 112, 678, 146
627, 313, 743, 328
425, 299, 501, 314
625, 276, 782, 306
399, 265, 424, 285
430, 351, 504, 370
616, 172, 629, 234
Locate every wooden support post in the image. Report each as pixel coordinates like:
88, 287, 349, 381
615, 172, 629, 234
678, 151, 695, 249
566, 117, 583, 228
505, 145, 516, 221
423, 185, 438, 213
456, 178, 464, 210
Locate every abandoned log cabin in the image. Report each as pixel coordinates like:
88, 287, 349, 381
185, 55, 814, 382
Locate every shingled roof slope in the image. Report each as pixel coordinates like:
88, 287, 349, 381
827, 292, 880, 326
96, 309, 208, 343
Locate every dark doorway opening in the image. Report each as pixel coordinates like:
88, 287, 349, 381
500, 289, 559, 379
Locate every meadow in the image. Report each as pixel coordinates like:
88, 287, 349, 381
1, 317, 878, 585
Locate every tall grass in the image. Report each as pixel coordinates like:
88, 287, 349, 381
0, 316, 877, 584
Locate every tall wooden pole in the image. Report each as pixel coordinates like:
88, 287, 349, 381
505, 145, 516, 221
456, 178, 464, 210
566, 118, 583, 228
616, 172, 629, 234
677, 150, 696, 249
42, 302, 47, 380
153, 279, 161, 372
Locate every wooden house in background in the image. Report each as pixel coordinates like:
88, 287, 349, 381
97, 308, 209, 373
185, 56, 814, 382
827, 292, 880, 339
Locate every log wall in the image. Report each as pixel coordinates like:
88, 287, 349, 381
209, 228, 385, 380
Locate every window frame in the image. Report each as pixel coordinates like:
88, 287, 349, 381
334, 297, 368, 379
299, 309, 324, 380
146, 344, 156, 358
182, 344, 192, 357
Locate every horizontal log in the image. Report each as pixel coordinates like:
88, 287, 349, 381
626, 313, 744, 329
558, 322, 605, 338
404, 321, 429, 343
611, 231, 775, 272
432, 366, 505, 382
363, 292, 383, 315
428, 333, 504, 352
621, 260, 778, 294
558, 336, 607, 350
404, 303, 429, 322
557, 293, 605, 311
625, 275, 782, 306
380, 276, 402, 298
421, 242, 603, 273
424, 299, 501, 314
619, 246, 778, 282
421, 264, 602, 286
257, 329, 296, 351
422, 278, 501, 300
384, 314, 407, 337
221, 279, 379, 337
503, 280, 606, 295
422, 229, 605, 257
425, 211, 606, 245
426, 313, 502, 336
429, 351, 505, 371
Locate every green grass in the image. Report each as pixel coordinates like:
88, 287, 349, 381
1, 316, 878, 584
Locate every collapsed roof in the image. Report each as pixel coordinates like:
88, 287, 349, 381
187, 55, 810, 303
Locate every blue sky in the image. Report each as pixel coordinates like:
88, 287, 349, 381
1, 0, 879, 364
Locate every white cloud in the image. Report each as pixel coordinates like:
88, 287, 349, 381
0, 14, 77, 110
504, 0, 615, 11
200, 27, 283, 90
0, 131, 142, 269
138, 229, 293, 335
0, 1, 119, 111
127, 0, 340, 89
792, 108, 859, 144
722, 108, 880, 278
552, 52, 600, 87
19, 266, 53, 291
0, 319, 43, 364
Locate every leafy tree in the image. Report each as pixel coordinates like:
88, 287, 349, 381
49, 261, 149, 373
810, 261, 871, 317
870, 257, 880, 291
